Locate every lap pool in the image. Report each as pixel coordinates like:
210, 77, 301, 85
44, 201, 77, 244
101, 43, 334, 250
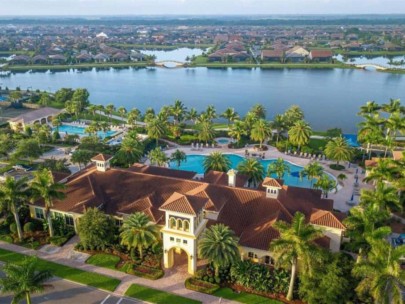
169, 154, 328, 188
53, 124, 116, 139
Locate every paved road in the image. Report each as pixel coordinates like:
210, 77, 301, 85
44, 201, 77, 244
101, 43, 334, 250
0, 277, 142, 304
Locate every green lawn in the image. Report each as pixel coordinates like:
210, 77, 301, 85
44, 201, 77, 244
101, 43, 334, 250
0, 248, 121, 291
308, 138, 328, 151
86, 253, 120, 270
213, 288, 282, 304
125, 284, 201, 304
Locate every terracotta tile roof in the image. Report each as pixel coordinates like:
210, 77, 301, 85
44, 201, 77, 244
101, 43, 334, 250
310, 50, 333, 58
262, 177, 283, 188
310, 208, 346, 230
91, 153, 113, 162
160, 192, 208, 215
51, 171, 70, 183
129, 163, 196, 179
261, 50, 284, 57
203, 170, 248, 188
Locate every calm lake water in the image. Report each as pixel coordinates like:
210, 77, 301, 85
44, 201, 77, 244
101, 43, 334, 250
142, 47, 205, 62
1, 67, 404, 132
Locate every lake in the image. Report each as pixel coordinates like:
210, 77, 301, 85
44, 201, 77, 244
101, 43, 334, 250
1, 66, 404, 133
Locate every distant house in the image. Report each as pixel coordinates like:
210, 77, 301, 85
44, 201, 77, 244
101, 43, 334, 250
344, 42, 362, 51
130, 50, 145, 62
32, 55, 48, 64
10, 55, 31, 65
96, 32, 109, 40
8, 107, 62, 131
261, 50, 284, 62
112, 52, 128, 62
309, 50, 333, 62
285, 46, 309, 62
93, 53, 110, 63
75, 53, 93, 63
48, 54, 67, 65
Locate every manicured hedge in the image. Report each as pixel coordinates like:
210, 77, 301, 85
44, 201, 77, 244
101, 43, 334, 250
185, 278, 220, 294
128, 265, 164, 280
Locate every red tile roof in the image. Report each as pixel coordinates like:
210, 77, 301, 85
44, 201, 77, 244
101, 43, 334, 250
310, 208, 346, 230
262, 177, 283, 188
310, 50, 333, 58
160, 192, 208, 215
91, 153, 113, 162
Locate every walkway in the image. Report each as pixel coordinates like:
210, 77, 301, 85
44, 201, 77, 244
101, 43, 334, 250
0, 239, 237, 304
163, 143, 373, 213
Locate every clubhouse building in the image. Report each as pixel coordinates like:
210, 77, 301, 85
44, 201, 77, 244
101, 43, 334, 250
30, 154, 346, 274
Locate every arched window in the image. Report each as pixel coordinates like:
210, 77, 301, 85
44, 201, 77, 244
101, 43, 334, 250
169, 217, 176, 229
183, 220, 190, 232
177, 219, 183, 230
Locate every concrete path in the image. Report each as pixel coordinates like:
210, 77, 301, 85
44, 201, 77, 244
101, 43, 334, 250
0, 240, 236, 304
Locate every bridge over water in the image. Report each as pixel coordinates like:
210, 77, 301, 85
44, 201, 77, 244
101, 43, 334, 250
154, 61, 185, 68
348, 62, 405, 71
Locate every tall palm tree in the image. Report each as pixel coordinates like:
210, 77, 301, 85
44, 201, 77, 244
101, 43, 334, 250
87, 104, 98, 119
120, 212, 160, 260
364, 158, 400, 184
271, 114, 286, 143
357, 101, 381, 117
344, 206, 391, 260
117, 106, 127, 125
0, 257, 52, 304
51, 115, 62, 132
128, 108, 141, 128
360, 182, 401, 214
0, 176, 29, 241
205, 105, 217, 121
243, 111, 259, 131
324, 137, 353, 166
267, 157, 290, 179
237, 158, 264, 188
95, 104, 105, 121
353, 239, 405, 304
300, 161, 324, 188
270, 212, 323, 301
313, 174, 337, 198
283, 105, 304, 129
203, 152, 231, 173
105, 103, 116, 124
170, 149, 187, 168
250, 104, 266, 119
288, 120, 312, 150
144, 107, 156, 123
198, 224, 239, 277
116, 136, 144, 167
197, 120, 215, 144
228, 120, 247, 144
357, 115, 384, 160
381, 98, 403, 115
146, 117, 167, 146
148, 147, 168, 167
30, 169, 66, 238
186, 108, 199, 124
220, 107, 239, 126
171, 100, 187, 125
250, 119, 272, 149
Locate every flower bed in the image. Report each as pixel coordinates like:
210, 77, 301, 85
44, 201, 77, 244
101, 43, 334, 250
185, 278, 220, 294
128, 264, 164, 280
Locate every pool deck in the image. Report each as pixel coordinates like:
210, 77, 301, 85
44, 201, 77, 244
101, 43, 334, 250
160, 143, 372, 213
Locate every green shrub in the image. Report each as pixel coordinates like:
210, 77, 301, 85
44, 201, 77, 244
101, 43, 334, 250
0, 234, 13, 243
49, 231, 74, 246
329, 164, 345, 171
128, 265, 164, 280
23, 222, 35, 233
185, 278, 220, 294
9, 223, 17, 234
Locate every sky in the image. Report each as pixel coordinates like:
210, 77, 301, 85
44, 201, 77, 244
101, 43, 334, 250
0, 0, 404, 16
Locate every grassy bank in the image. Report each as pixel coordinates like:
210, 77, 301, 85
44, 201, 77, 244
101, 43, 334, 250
125, 284, 201, 304
109, 43, 214, 50
0, 248, 121, 292
192, 62, 357, 69
2, 62, 148, 71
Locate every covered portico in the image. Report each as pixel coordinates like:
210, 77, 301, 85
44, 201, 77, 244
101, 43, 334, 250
8, 107, 62, 131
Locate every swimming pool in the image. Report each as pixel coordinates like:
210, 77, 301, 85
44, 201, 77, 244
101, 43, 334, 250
169, 154, 326, 188
343, 134, 360, 147
0, 96, 6, 101
215, 137, 232, 145
53, 124, 116, 139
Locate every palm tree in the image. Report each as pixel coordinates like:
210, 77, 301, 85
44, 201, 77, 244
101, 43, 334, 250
197, 120, 215, 144
324, 137, 353, 166
237, 158, 264, 188
283, 105, 304, 129
313, 174, 337, 198
250, 104, 266, 119
128, 108, 141, 128
300, 161, 324, 188
0, 176, 29, 241
353, 239, 405, 304
203, 152, 231, 173
288, 120, 312, 150
96, 104, 105, 121
171, 100, 187, 125
228, 120, 247, 144
243, 111, 259, 131
30, 169, 66, 238
220, 107, 239, 126
0, 257, 52, 304
205, 105, 217, 121
120, 212, 160, 260
51, 115, 62, 132
146, 117, 167, 146
198, 224, 239, 277
117, 106, 127, 125
357, 101, 381, 117
357, 114, 384, 160
267, 157, 290, 179
270, 212, 323, 301
250, 119, 272, 149
148, 147, 168, 167
170, 149, 187, 168
116, 136, 144, 167
144, 107, 156, 123
186, 108, 199, 124
88, 104, 98, 119
105, 103, 115, 124
364, 158, 400, 184
360, 182, 401, 214
381, 98, 403, 115
271, 114, 286, 143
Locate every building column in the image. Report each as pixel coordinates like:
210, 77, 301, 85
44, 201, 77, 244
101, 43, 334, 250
164, 248, 174, 269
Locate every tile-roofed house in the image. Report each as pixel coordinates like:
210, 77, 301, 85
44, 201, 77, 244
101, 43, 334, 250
29, 161, 346, 275
309, 50, 333, 61
8, 107, 62, 131
261, 49, 284, 62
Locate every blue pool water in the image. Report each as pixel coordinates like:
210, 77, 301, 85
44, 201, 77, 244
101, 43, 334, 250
169, 154, 323, 188
53, 124, 116, 139
216, 138, 231, 144
343, 134, 360, 147
0, 96, 6, 101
